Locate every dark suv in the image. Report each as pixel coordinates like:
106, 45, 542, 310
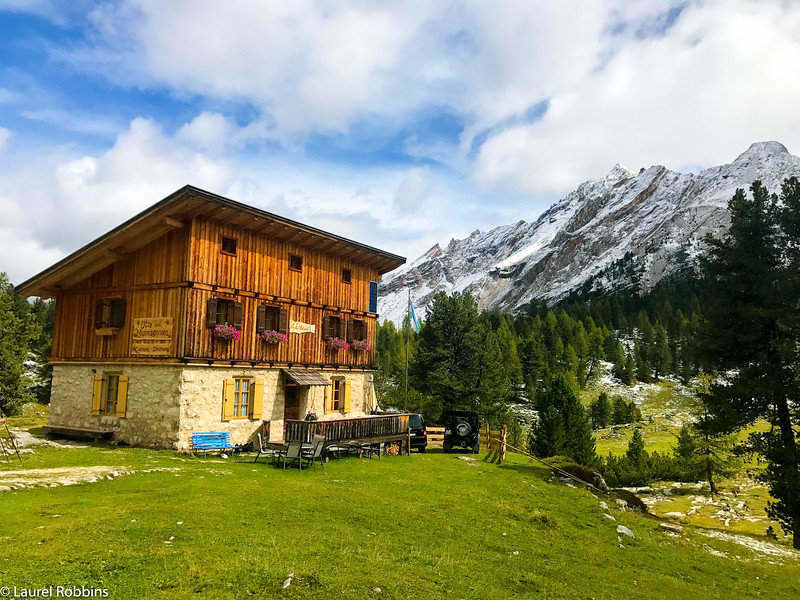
442, 410, 480, 453
409, 413, 427, 452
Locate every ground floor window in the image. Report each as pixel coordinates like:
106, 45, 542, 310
103, 375, 120, 414
92, 373, 128, 417
233, 378, 251, 417
331, 378, 344, 412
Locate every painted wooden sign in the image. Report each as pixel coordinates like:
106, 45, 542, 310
289, 320, 316, 334
131, 317, 173, 356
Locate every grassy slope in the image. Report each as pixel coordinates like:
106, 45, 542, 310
0, 445, 797, 600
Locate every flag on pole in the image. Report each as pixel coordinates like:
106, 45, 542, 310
409, 298, 421, 333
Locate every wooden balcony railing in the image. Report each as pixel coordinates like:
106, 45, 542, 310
284, 414, 410, 444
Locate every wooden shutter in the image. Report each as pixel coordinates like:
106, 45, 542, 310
324, 384, 331, 414
206, 298, 218, 329
323, 316, 332, 339
278, 308, 288, 336
110, 299, 126, 328
91, 374, 103, 415
369, 281, 378, 313
345, 319, 353, 342
256, 306, 266, 333
251, 379, 264, 419
233, 302, 243, 329
116, 375, 129, 417
222, 379, 235, 421
95, 300, 107, 329
343, 380, 352, 413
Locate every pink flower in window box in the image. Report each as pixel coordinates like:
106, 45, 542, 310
350, 339, 370, 352
213, 325, 241, 341
325, 337, 350, 351
260, 330, 287, 344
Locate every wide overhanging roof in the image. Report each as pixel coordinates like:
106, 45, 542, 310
16, 185, 406, 298
282, 369, 331, 386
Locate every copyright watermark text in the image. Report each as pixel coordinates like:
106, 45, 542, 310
0, 586, 108, 598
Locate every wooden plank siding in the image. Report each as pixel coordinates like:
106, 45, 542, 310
183, 288, 376, 366
187, 217, 377, 312
50, 215, 380, 367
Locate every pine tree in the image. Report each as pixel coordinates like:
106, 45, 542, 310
623, 354, 636, 386
699, 180, 800, 546
612, 396, 628, 425
626, 428, 646, 468
590, 391, 611, 429
0, 273, 39, 415
529, 405, 566, 458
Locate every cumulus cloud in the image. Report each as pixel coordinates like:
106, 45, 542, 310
394, 167, 432, 213
0, 116, 488, 285
473, 0, 800, 194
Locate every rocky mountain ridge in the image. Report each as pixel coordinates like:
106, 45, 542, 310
379, 141, 800, 324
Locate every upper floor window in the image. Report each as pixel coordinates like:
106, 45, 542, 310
206, 298, 243, 329
289, 254, 303, 272
342, 268, 352, 284
256, 304, 288, 335
347, 319, 367, 342
323, 315, 345, 340
95, 298, 126, 330
221, 237, 237, 256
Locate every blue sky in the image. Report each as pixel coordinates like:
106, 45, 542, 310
1, 1, 799, 283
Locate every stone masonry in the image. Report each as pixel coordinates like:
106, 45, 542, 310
48, 364, 377, 451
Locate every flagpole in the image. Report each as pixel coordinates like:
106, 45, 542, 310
405, 286, 410, 407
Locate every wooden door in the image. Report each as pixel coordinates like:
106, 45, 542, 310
284, 386, 301, 421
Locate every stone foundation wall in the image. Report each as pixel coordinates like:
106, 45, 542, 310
49, 364, 377, 451
48, 364, 183, 449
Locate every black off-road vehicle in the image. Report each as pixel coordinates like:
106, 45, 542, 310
442, 410, 480, 453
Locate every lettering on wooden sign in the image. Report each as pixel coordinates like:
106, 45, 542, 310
289, 320, 316, 334
131, 317, 173, 356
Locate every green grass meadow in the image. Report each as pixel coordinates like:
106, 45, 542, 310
0, 439, 798, 600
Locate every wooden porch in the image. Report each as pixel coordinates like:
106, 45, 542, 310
283, 414, 411, 453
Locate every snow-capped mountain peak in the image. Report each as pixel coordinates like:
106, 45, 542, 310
379, 142, 800, 324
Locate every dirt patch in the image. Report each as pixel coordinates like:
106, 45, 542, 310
698, 529, 798, 560
0, 466, 179, 490
4, 428, 87, 449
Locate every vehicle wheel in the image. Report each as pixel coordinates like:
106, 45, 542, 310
419, 447, 426, 453
472, 442, 480, 454
443, 441, 452, 452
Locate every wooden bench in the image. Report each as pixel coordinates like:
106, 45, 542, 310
44, 425, 115, 441
192, 431, 235, 458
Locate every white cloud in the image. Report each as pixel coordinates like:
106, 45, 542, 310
22, 109, 121, 137
0, 116, 491, 285
0, 127, 10, 150
474, 1, 800, 194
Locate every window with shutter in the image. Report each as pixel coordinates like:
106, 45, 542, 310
95, 298, 126, 331
348, 319, 366, 342
257, 305, 281, 333
324, 315, 342, 339
209, 299, 236, 327
369, 281, 378, 313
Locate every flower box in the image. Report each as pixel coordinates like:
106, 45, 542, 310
212, 325, 241, 341
325, 337, 349, 351
350, 339, 370, 352
260, 330, 287, 345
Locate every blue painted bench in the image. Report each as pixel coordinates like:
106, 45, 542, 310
192, 431, 235, 458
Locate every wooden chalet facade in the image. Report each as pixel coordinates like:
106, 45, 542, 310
16, 185, 405, 450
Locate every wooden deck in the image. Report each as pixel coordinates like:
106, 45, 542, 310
284, 414, 410, 450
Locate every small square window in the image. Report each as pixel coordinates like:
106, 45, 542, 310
221, 237, 237, 255
342, 268, 352, 284
289, 254, 303, 272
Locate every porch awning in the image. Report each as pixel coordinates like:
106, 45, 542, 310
282, 369, 330, 386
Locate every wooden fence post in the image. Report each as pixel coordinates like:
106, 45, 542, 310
499, 424, 507, 465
